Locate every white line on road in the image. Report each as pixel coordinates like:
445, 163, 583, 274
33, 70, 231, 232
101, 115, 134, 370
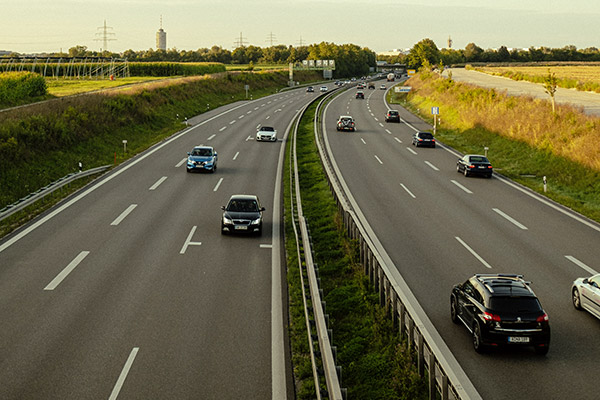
247, 110, 252, 114
399, 183, 416, 198
451, 180, 473, 194
149, 176, 167, 191
424, 161, 439, 171
394, 137, 402, 144
260, 244, 273, 249
455, 237, 493, 269
493, 208, 528, 230
111, 204, 137, 226
238, 115, 244, 119
406, 147, 417, 155
374, 155, 383, 165
565, 255, 598, 275
374, 117, 379, 122
207, 134, 216, 141
180, 226, 202, 254
108, 347, 139, 400
213, 178, 223, 192
254, 106, 259, 110
266, 115, 271, 120
246, 135, 253, 141
176, 158, 186, 168
229, 120, 236, 125
219, 126, 227, 132
360, 138, 366, 145
385, 129, 392, 134
44, 251, 90, 290
233, 151, 240, 160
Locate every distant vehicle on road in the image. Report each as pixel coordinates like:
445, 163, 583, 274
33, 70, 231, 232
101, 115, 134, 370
355, 91, 364, 99
256, 126, 277, 142
384, 110, 400, 123
320, 86, 328, 92
387, 73, 395, 82
572, 274, 600, 320
336, 115, 356, 132
221, 194, 265, 236
451, 274, 551, 355
368, 82, 375, 89
380, 84, 386, 90
457, 154, 493, 178
412, 131, 436, 148
306, 86, 314, 92
186, 146, 218, 173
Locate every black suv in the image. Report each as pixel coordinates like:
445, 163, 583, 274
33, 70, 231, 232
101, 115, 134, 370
385, 110, 400, 122
451, 274, 550, 355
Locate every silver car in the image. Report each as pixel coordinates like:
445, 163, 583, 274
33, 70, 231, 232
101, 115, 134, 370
572, 273, 600, 319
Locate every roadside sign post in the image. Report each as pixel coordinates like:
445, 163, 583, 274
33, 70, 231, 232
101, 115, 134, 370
431, 107, 439, 135
543, 176, 547, 192
122, 139, 127, 155
484, 146, 489, 157
245, 84, 249, 98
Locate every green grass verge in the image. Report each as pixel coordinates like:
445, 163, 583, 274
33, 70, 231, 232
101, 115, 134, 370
284, 100, 427, 399
45, 76, 169, 97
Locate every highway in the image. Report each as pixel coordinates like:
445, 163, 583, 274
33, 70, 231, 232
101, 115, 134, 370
323, 81, 600, 400
0, 87, 322, 399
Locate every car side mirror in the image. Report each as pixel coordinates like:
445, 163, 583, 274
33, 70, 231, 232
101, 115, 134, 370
221, 206, 226, 211
583, 278, 589, 284
214, 152, 217, 157
260, 207, 266, 211
187, 152, 191, 155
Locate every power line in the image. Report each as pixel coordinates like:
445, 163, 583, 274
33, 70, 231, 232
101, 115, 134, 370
296, 35, 305, 47
233, 32, 248, 48
266, 32, 277, 47
94, 20, 116, 52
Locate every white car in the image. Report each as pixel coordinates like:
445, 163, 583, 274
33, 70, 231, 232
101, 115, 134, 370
320, 86, 328, 92
256, 126, 277, 142
572, 274, 600, 319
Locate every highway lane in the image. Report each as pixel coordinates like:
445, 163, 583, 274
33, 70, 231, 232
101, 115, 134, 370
0, 87, 322, 399
324, 81, 600, 399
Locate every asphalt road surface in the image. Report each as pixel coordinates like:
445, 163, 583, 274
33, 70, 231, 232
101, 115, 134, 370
0, 87, 323, 399
323, 80, 600, 400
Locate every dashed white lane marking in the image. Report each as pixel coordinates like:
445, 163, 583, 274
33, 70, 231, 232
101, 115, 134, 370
374, 155, 383, 165
385, 129, 392, 134
207, 134, 216, 141
394, 137, 402, 144
455, 236, 493, 269
176, 158, 187, 168
493, 208, 528, 230
108, 347, 139, 400
400, 183, 416, 199
424, 161, 439, 171
219, 126, 227, 132
246, 135, 253, 141
180, 226, 202, 254
260, 244, 273, 249
44, 251, 90, 290
111, 204, 137, 226
407, 147, 417, 155
229, 120, 236, 125
566, 255, 598, 275
213, 178, 224, 192
360, 138, 366, 145
266, 115, 271, 120
149, 176, 167, 190
451, 180, 473, 194
233, 151, 240, 160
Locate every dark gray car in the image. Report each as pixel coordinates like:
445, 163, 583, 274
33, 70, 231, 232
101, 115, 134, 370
221, 194, 265, 235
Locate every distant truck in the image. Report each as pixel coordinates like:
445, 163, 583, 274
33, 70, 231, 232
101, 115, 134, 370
387, 73, 395, 82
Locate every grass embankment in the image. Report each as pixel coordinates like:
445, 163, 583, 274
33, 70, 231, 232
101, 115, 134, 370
0, 70, 321, 237
391, 71, 600, 222
470, 64, 600, 93
285, 101, 427, 399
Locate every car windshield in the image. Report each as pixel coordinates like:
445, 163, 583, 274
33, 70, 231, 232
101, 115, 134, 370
469, 156, 488, 163
192, 148, 212, 156
489, 297, 541, 313
260, 127, 274, 132
227, 199, 259, 212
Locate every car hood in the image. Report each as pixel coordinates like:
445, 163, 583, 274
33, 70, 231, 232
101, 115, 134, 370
188, 155, 214, 162
223, 211, 261, 220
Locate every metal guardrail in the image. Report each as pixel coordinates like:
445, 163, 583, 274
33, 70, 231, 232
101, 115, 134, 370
289, 94, 345, 399
0, 165, 111, 221
312, 87, 483, 400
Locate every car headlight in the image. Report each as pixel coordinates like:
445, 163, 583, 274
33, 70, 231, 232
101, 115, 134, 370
223, 216, 233, 224
250, 218, 261, 225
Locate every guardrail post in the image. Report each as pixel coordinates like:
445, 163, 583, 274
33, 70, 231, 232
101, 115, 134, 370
442, 375, 449, 400
417, 334, 424, 377
408, 319, 415, 352
391, 292, 398, 329
399, 303, 406, 339
429, 352, 436, 399
378, 269, 384, 307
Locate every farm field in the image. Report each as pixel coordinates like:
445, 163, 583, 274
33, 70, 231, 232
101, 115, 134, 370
45, 76, 169, 97
474, 65, 600, 93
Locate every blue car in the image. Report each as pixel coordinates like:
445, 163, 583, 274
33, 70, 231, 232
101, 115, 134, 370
186, 146, 218, 173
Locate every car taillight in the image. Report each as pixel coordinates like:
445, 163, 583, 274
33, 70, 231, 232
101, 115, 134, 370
468, 165, 475, 168
482, 312, 501, 322
536, 313, 549, 322
488, 165, 493, 169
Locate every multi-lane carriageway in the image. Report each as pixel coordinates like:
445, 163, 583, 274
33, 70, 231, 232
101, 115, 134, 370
1, 79, 599, 400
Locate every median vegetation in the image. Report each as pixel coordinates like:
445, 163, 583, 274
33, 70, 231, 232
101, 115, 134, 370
285, 101, 427, 399
391, 70, 600, 222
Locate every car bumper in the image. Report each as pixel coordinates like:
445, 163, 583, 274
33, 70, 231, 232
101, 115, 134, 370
466, 168, 493, 176
187, 162, 215, 171
257, 135, 277, 142
482, 327, 550, 348
222, 222, 262, 233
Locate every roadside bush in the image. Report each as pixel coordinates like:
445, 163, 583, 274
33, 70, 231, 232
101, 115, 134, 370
0, 71, 47, 107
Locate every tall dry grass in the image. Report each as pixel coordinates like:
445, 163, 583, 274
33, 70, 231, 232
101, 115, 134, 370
408, 72, 600, 171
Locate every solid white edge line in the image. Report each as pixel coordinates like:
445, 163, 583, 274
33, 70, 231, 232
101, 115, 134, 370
213, 178, 223, 192
0, 101, 249, 254
110, 204, 138, 226
424, 161, 439, 171
566, 255, 598, 275
399, 183, 416, 199
44, 250, 90, 290
451, 180, 473, 194
455, 237, 493, 269
108, 347, 139, 400
149, 176, 167, 191
492, 208, 528, 230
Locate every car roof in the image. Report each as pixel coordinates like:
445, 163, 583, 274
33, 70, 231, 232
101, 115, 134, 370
339, 115, 353, 119
228, 194, 259, 201
192, 145, 213, 150
474, 274, 536, 297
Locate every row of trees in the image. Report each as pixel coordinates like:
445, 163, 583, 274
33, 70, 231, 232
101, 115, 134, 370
379, 40, 600, 69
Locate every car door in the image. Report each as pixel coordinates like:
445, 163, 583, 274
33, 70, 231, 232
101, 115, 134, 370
588, 276, 600, 317
459, 280, 478, 328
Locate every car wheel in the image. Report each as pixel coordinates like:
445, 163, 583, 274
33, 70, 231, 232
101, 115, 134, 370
456, 164, 461, 173
473, 323, 485, 353
486, 173, 492, 178
572, 288, 583, 310
463, 168, 469, 177
186, 168, 191, 173
534, 345, 549, 356
450, 297, 460, 324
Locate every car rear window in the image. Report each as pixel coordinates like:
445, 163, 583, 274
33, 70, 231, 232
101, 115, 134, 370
419, 133, 433, 139
389, 111, 398, 115
489, 297, 542, 313
470, 156, 488, 163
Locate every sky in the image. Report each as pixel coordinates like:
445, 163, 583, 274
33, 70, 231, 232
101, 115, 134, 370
1, 0, 599, 54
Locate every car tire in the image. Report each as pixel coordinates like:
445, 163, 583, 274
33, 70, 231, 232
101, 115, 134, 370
186, 168, 191, 173
450, 297, 460, 324
486, 173, 492, 178
572, 288, 583, 310
473, 323, 485, 353
534, 345, 549, 356
456, 164, 461, 173
464, 168, 469, 177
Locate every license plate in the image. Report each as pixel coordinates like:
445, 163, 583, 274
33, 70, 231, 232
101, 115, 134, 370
508, 336, 530, 343
235, 225, 248, 230
478, 166, 486, 169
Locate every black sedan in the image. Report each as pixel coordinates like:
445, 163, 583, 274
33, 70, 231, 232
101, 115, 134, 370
221, 194, 265, 235
457, 154, 493, 178
412, 131, 436, 147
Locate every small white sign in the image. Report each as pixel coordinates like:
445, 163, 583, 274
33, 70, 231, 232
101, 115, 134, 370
431, 107, 439, 115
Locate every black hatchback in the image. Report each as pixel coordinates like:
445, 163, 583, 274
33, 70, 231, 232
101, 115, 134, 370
221, 195, 265, 236
451, 274, 551, 355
